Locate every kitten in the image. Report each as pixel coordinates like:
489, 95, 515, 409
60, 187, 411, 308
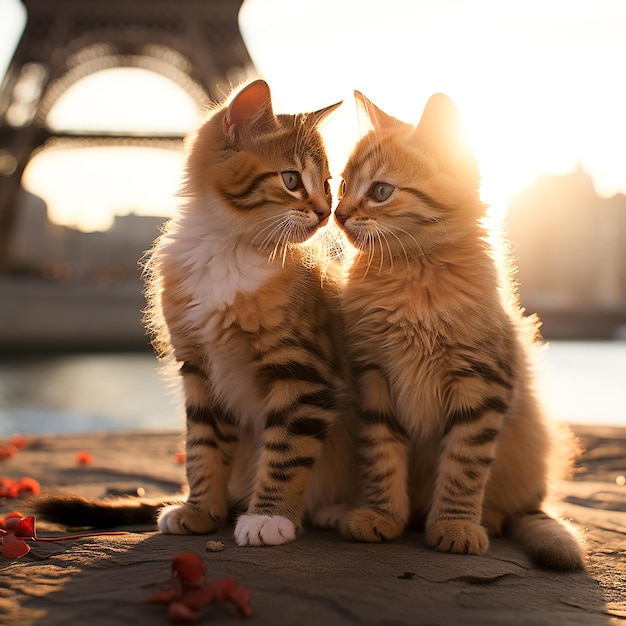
35, 79, 357, 546
333, 91, 584, 570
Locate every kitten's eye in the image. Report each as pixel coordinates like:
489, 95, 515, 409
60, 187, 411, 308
281, 170, 303, 191
338, 179, 346, 199
370, 182, 395, 202
324, 179, 331, 196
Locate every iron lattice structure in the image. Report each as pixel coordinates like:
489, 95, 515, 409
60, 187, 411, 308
0, 0, 254, 262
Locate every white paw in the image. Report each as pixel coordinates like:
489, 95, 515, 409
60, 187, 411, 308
312, 504, 347, 529
234, 514, 297, 546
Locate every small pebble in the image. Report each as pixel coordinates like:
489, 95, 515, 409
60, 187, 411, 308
206, 540, 225, 552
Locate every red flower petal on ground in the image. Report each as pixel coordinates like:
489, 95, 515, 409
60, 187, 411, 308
0, 478, 20, 499
14, 515, 36, 539
171, 552, 208, 586
206, 578, 238, 604
76, 451, 93, 465
17, 476, 41, 494
142, 552, 252, 621
0, 445, 18, 459
1, 532, 31, 558
0, 511, 25, 530
0, 477, 40, 498
228, 586, 253, 618
178, 586, 212, 610
10, 435, 27, 449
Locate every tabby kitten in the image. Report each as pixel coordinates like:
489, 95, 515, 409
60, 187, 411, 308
334, 91, 584, 570
35, 80, 357, 546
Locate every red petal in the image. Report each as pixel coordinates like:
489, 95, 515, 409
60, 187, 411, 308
14, 515, 36, 539
17, 476, 41, 494
206, 578, 237, 604
0, 512, 25, 530
171, 552, 207, 585
10, 435, 27, 449
2, 533, 31, 558
167, 601, 200, 623
77, 451, 93, 466
0, 445, 18, 459
228, 586, 253, 618
0, 478, 20, 498
180, 585, 218, 609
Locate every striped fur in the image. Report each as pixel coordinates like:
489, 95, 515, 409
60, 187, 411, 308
148, 81, 358, 545
35, 81, 358, 546
334, 92, 584, 570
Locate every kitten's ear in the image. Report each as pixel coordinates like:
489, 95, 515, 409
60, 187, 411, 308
224, 79, 277, 139
413, 93, 475, 170
354, 91, 398, 132
306, 100, 343, 127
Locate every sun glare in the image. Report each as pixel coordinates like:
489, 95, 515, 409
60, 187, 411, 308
22, 68, 203, 231
240, 0, 626, 210
23, 147, 185, 232
47, 68, 203, 133
8, 0, 626, 232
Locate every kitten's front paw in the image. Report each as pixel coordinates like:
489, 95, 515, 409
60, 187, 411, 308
312, 504, 347, 530
425, 519, 489, 555
157, 503, 222, 535
234, 514, 297, 546
341, 508, 404, 542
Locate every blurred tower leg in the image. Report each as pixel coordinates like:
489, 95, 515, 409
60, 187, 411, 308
0, 0, 253, 267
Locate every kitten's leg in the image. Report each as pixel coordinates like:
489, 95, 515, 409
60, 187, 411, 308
158, 363, 238, 534
342, 367, 410, 542
234, 394, 331, 546
234, 345, 349, 547
425, 393, 508, 555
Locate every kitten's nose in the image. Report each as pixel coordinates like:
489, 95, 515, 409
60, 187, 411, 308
334, 210, 348, 225
315, 206, 331, 222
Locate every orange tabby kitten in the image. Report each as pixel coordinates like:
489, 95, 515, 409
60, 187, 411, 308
334, 91, 583, 570
35, 80, 357, 546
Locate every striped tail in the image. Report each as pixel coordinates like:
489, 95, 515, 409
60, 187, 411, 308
510, 509, 584, 571
32, 494, 174, 529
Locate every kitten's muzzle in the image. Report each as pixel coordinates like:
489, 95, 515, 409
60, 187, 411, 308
315, 206, 331, 223
334, 210, 348, 226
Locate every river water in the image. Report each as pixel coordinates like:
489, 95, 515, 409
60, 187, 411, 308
0, 341, 624, 435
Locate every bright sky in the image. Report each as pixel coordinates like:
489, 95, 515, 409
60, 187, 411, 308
1, 0, 625, 231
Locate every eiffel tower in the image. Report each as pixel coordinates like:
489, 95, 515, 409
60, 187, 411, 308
0, 0, 254, 264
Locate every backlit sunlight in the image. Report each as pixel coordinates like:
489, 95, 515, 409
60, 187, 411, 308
24, 146, 186, 232
46, 68, 203, 134
4, 0, 626, 231
22, 68, 203, 231
240, 0, 626, 213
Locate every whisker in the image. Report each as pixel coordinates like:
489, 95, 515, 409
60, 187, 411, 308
250, 214, 289, 248
391, 225, 426, 260
375, 224, 394, 273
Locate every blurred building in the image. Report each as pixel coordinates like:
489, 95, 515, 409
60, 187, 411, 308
0, 192, 165, 351
8, 190, 164, 282
507, 166, 626, 338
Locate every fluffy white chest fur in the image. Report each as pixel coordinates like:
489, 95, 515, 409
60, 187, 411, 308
185, 237, 277, 312
162, 202, 281, 427
166, 198, 280, 311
